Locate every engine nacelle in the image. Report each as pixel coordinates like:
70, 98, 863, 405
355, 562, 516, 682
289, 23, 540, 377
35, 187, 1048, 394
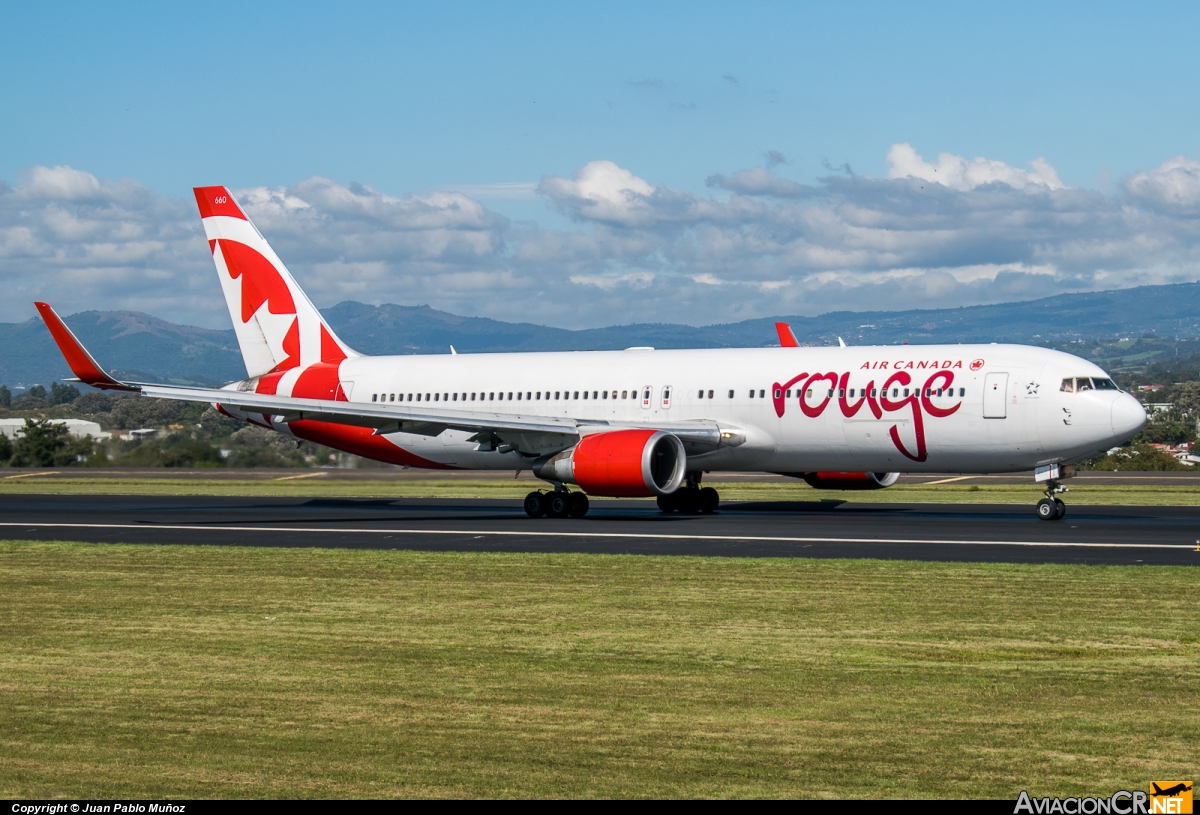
800, 471, 900, 490
533, 429, 687, 497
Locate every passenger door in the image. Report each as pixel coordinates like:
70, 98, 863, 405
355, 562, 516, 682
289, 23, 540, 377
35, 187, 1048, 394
983, 372, 1008, 419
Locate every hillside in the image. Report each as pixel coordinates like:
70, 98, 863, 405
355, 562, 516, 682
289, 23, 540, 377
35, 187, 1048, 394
4, 281, 1200, 389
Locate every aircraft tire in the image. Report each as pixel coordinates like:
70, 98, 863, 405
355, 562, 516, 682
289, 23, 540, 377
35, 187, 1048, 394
1054, 498, 1065, 519
657, 493, 677, 513
1036, 498, 1059, 521
699, 487, 719, 514
546, 492, 571, 519
568, 492, 590, 518
677, 488, 702, 515
523, 491, 546, 518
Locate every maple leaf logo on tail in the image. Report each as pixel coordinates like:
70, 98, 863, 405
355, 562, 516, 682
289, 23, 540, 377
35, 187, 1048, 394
193, 186, 357, 386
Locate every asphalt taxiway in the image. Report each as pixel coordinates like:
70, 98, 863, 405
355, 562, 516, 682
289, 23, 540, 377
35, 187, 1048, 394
2, 493, 1197, 566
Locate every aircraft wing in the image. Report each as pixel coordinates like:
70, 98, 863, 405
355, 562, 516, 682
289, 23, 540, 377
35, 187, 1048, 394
139, 382, 724, 446
36, 301, 724, 448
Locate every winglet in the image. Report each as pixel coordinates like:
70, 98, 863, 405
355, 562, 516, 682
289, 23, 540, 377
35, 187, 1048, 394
34, 302, 138, 391
775, 322, 799, 347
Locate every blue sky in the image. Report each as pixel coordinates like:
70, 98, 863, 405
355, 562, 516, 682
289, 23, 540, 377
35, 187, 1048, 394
4, 1, 1200, 328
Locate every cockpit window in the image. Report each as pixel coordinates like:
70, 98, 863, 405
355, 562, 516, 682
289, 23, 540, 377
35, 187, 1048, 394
1062, 376, 1119, 393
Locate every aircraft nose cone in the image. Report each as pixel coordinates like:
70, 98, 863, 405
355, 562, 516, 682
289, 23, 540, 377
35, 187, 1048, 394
1111, 394, 1147, 440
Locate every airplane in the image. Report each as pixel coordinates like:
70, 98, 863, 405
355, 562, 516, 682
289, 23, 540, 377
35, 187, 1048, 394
1151, 783, 1193, 797
35, 185, 1148, 521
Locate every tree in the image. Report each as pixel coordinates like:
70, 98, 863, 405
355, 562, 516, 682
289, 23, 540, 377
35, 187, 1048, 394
49, 382, 81, 405
1082, 444, 1191, 471
0, 433, 12, 464
1172, 381, 1200, 424
0, 385, 10, 407
9, 419, 74, 467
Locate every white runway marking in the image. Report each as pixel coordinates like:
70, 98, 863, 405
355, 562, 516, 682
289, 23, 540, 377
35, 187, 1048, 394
0, 521, 1194, 550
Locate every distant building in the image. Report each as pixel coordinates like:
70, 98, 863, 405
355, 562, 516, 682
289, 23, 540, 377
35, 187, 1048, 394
0, 419, 111, 441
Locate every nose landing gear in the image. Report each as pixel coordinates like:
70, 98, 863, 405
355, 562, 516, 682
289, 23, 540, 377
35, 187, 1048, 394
1035, 481, 1067, 521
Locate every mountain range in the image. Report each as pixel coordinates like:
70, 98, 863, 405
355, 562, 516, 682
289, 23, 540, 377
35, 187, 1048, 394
3, 281, 1200, 389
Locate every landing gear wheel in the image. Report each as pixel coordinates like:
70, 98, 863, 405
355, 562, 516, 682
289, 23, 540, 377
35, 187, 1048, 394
699, 487, 720, 514
1054, 498, 1065, 519
568, 492, 590, 518
545, 492, 571, 519
677, 488, 702, 515
657, 493, 677, 513
523, 491, 546, 518
1036, 498, 1060, 521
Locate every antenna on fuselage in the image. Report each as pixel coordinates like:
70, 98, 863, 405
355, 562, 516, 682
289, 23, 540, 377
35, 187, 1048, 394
838, 337, 847, 347
450, 345, 457, 355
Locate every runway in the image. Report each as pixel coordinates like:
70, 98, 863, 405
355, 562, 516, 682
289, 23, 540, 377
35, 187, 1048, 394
2, 494, 1197, 566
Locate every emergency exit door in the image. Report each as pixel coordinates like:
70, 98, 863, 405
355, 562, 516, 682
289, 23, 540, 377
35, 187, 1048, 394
983, 372, 1008, 418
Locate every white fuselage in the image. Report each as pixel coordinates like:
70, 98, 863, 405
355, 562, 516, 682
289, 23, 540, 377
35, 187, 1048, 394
294, 343, 1145, 474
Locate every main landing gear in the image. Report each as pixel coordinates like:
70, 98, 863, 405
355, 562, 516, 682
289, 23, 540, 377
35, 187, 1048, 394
658, 473, 719, 515
1035, 480, 1067, 521
524, 489, 589, 519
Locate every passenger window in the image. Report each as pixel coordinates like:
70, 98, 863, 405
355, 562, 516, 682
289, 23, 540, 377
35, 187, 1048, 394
574, 391, 579, 399
707, 390, 713, 399
489, 393, 494, 400
749, 390, 755, 398
827, 389, 833, 398
471, 393, 476, 401
936, 388, 943, 397
1060, 378, 1075, 393
527, 392, 532, 400
452, 393, 458, 401
583, 391, 588, 400
774, 388, 782, 398
372, 394, 378, 402
555, 391, 560, 400
892, 389, 899, 397
759, 389, 765, 398
786, 389, 792, 398
416, 393, 421, 402
806, 389, 812, 398
425, 393, 430, 401
444, 393, 449, 401
622, 390, 628, 399
508, 392, 513, 400
391, 394, 397, 402
838, 388, 845, 398
434, 393, 439, 401
728, 390, 734, 398
958, 388, 965, 397
871, 388, 877, 398
848, 389, 854, 398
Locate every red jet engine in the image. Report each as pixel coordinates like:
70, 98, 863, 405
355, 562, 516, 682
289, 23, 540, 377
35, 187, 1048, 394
799, 471, 901, 490
533, 429, 687, 497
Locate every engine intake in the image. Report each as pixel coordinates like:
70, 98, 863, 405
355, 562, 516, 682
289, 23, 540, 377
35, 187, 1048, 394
795, 471, 900, 490
533, 429, 687, 497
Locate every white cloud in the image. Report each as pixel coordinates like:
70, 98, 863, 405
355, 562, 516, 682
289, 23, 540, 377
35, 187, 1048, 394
886, 142, 1064, 191
1124, 156, 1200, 211
6, 146, 1200, 331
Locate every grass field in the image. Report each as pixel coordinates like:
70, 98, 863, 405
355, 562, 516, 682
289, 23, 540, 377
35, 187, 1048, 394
3, 475, 1200, 505
0, 540, 1196, 798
